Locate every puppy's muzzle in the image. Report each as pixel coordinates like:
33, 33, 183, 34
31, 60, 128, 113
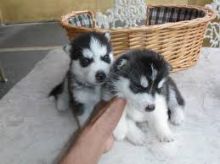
95, 71, 106, 83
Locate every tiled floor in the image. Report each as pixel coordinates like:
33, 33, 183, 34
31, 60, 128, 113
0, 22, 69, 99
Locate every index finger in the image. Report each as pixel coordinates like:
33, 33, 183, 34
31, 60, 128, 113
90, 98, 126, 137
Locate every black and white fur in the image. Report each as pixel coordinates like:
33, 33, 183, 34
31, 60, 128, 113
50, 32, 113, 125
103, 49, 185, 144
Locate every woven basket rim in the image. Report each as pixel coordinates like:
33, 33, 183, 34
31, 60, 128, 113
60, 4, 216, 32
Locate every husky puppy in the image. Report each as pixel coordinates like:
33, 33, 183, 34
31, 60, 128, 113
103, 49, 185, 144
50, 32, 113, 125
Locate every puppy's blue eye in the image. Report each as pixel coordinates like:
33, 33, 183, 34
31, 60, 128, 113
101, 54, 111, 63
80, 58, 92, 67
130, 84, 145, 93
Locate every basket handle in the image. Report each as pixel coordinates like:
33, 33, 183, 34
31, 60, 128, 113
204, 6, 217, 22
61, 10, 96, 28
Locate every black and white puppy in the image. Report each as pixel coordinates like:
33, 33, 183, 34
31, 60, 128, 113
50, 32, 113, 125
103, 49, 185, 144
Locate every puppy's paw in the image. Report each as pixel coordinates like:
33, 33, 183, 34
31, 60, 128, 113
158, 132, 174, 142
128, 130, 146, 145
170, 107, 185, 126
56, 99, 69, 112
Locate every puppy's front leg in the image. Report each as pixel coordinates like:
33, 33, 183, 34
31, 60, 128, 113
149, 94, 174, 142
113, 109, 128, 141
168, 85, 185, 126
127, 119, 146, 145
56, 78, 70, 112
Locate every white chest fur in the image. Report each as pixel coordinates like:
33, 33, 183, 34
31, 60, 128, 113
74, 86, 101, 126
73, 86, 101, 108
126, 103, 148, 122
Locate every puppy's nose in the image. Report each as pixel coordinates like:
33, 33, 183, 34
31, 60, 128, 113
145, 104, 155, 112
95, 71, 106, 82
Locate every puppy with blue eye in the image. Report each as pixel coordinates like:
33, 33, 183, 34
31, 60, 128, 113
50, 32, 113, 126
103, 49, 185, 144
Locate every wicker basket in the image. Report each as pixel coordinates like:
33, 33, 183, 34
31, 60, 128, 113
61, 5, 216, 72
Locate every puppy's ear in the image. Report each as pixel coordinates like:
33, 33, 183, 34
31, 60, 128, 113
104, 32, 111, 41
69, 43, 81, 60
116, 57, 128, 70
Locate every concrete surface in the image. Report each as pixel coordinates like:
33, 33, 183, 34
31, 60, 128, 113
0, 48, 220, 164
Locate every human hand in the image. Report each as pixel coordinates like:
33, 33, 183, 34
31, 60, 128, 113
60, 98, 126, 164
